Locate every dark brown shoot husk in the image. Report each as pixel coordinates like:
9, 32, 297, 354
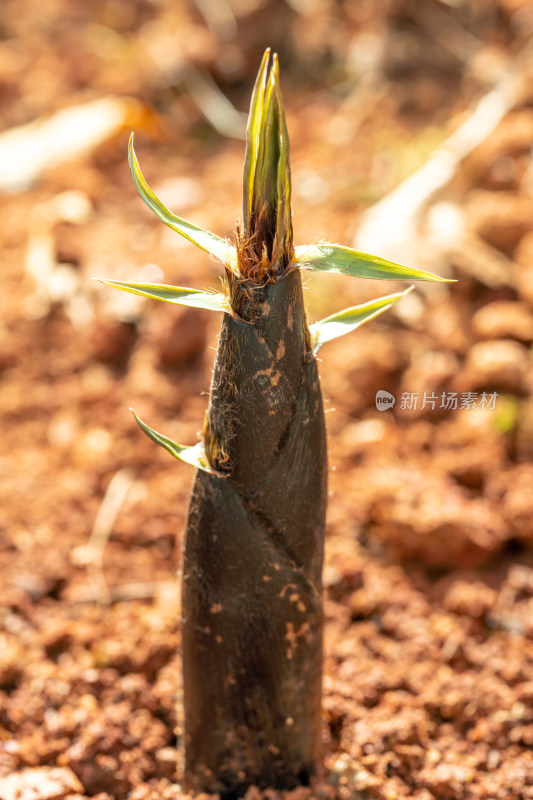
182, 268, 327, 797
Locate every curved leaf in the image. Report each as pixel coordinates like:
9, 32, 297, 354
97, 279, 230, 312
240, 50, 293, 270
129, 134, 237, 268
294, 243, 451, 282
272, 53, 293, 264
309, 287, 413, 353
131, 409, 223, 476
242, 48, 271, 232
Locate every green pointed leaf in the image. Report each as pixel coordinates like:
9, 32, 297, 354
256, 68, 278, 228
97, 279, 230, 312
239, 50, 293, 272
242, 48, 271, 233
131, 409, 222, 476
274, 54, 292, 262
128, 134, 237, 268
309, 287, 413, 352
294, 243, 452, 282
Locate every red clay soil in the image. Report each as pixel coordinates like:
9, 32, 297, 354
1, 2, 533, 799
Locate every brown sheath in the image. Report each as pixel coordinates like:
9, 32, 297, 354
182, 268, 327, 797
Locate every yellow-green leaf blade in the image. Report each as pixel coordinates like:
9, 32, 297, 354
97, 279, 230, 312
239, 50, 293, 274
128, 134, 237, 268
294, 243, 452, 282
131, 409, 222, 476
309, 288, 413, 352
242, 48, 271, 233
274, 54, 292, 263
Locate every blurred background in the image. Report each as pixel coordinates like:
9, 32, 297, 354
1, 1, 533, 798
